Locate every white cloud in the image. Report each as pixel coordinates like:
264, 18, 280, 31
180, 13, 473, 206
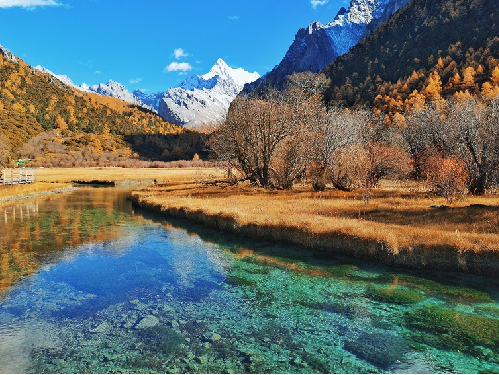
130, 77, 142, 84
0, 0, 61, 8
164, 62, 192, 73
228, 15, 239, 20
174, 48, 188, 60
311, 0, 327, 8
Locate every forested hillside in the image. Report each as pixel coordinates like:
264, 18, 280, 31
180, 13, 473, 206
0, 50, 207, 166
324, 0, 499, 115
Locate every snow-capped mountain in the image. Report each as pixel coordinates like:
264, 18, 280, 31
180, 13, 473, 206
245, 0, 410, 91
34, 65, 88, 91
133, 90, 164, 111
0, 44, 18, 63
88, 80, 146, 108
33, 66, 156, 111
157, 59, 260, 130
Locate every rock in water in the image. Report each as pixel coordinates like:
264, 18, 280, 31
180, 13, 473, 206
136, 315, 160, 329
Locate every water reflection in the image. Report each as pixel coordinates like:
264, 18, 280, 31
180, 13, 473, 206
0, 188, 145, 295
0, 189, 497, 374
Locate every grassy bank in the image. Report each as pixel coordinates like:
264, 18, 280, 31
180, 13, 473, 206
36, 167, 223, 184
1, 167, 224, 206
0, 182, 75, 207
131, 180, 499, 277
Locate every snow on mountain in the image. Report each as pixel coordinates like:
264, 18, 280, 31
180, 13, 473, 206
0, 44, 18, 63
158, 59, 260, 130
34, 65, 89, 91
245, 0, 410, 91
133, 90, 164, 111
89, 80, 144, 107
33, 66, 157, 112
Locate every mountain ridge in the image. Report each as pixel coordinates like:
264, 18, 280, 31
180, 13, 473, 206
244, 0, 411, 92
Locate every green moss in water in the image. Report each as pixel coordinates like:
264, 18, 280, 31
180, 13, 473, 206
405, 305, 499, 355
372, 274, 493, 303
297, 299, 358, 318
135, 325, 184, 356
326, 264, 360, 278
344, 331, 408, 369
366, 286, 426, 305
474, 305, 499, 319
227, 275, 257, 286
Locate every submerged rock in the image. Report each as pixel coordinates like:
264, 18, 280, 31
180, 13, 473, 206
136, 315, 160, 329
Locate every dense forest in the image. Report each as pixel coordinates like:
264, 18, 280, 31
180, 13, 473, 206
324, 0, 499, 116
0, 52, 207, 167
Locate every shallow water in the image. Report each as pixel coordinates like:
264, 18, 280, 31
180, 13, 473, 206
0, 187, 498, 373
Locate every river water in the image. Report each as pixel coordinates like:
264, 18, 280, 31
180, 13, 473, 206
0, 187, 498, 373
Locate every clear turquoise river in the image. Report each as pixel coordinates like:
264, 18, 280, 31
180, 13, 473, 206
0, 187, 498, 373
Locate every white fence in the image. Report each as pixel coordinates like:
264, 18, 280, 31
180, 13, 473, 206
0, 169, 37, 185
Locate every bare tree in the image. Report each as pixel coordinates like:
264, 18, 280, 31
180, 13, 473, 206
209, 92, 295, 188
310, 107, 369, 190
446, 97, 499, 195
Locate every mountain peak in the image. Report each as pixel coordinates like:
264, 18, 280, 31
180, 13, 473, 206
244, 0, 410, 91
206, 58, 260, 88
158, 60, 259, 129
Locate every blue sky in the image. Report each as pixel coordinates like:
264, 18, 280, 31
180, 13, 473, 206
0, 0, 347, 93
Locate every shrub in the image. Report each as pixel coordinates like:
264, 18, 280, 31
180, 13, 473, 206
420, 149, 469, 202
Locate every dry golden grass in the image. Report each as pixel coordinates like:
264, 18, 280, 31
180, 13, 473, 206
0, 182, 73, 207
132, 180, 499, 270
36, 167, 224, 184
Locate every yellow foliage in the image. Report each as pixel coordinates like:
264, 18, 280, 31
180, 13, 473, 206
463, 66, 476, 86
2, 89, 15, 100
491, 66, 499, 86
481, 82, 499, 100
424, 71, 442, 101
12, 102, 25, 112
55, 115, 68, 131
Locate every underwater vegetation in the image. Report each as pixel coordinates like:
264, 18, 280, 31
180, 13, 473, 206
365, 285, 426, 305
405, 304, 499, 358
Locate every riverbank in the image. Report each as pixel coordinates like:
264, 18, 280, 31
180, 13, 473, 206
36, 167, 223, 184
0, 167, 223, 206
131, 180, 499, 278
0, 182, 76, 207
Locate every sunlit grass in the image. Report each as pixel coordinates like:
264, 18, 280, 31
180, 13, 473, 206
0, 182, 72, 207
132, 180, 499, 262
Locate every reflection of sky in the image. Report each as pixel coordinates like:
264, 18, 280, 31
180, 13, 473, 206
166, 228, 230, 288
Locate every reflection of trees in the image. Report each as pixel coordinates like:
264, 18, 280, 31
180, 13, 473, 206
0, 191, 143, 296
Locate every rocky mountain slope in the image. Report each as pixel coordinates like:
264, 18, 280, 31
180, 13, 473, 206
156, 59, 259, 130
245, 0, 410, 92
34, 66, 153, 111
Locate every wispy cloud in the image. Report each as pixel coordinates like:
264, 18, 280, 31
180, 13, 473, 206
0, 0, 61, 8
228, 15, 239, 20
130, 77, 142, 84
164, 62, 192, 73
174, 48, 188, 60
93, 70, 101, 75
311, 0, 327, 9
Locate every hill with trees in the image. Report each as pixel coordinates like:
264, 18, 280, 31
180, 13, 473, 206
323, 0, 499, 114
0, 48, 207, 167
